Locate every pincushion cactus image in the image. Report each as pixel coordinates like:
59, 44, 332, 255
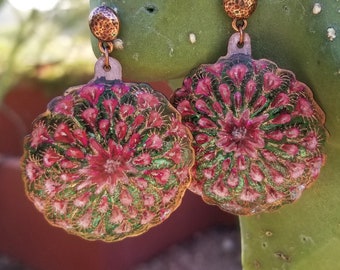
21, 79, 194, 241
173, 53, 326, 215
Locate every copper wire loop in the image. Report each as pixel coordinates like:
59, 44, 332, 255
238, 25, 245, 45
98, 41, 114, 71
232, 18, 247, 46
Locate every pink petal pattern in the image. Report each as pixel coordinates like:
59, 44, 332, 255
173, 53, 326, 215
22, 80, 194, 241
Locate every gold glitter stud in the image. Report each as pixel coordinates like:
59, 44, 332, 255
89, 5, 120, 42
223, 0, 257, 19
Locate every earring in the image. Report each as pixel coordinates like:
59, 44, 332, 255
21, 5, 194, 242
172, 0, 327, 215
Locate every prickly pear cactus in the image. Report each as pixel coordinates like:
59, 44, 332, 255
90, 0, 229, 81
90, 0, 340, 268
21, 79, 194, 242
239, 1, 340, 269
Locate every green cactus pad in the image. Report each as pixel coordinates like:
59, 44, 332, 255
90, 0, 230, 81
89, 0, 340, 268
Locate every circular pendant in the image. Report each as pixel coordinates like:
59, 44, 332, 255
172, 33, 326, 215
21, 62, 194, 241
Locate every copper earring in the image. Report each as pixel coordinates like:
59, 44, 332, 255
21, 5, 194, 242
172, 0, 327, 215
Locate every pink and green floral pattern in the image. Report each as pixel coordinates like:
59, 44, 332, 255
173, 54, 326, 215
22, 79, 194, 241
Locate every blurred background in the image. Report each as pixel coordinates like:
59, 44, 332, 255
0, 1, 239, 269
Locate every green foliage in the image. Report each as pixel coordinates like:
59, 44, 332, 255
0, 0, 91, 101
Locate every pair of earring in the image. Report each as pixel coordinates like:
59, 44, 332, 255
21, 1, 326, 242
